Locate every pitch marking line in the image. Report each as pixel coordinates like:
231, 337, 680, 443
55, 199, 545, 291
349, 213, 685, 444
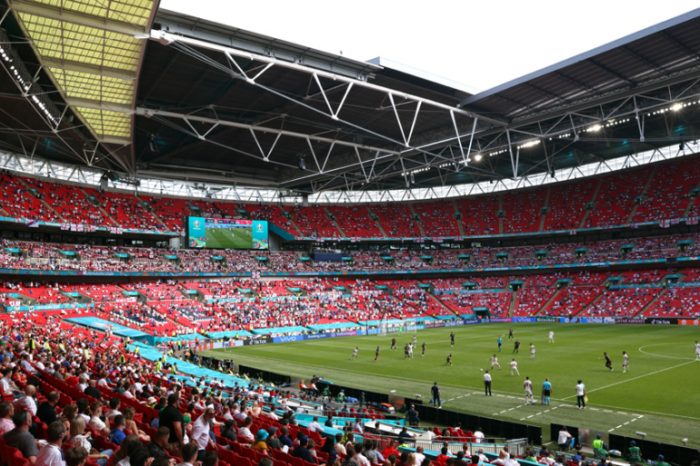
562, 359, 695, 400
608, 414, 644, 433
638, 344, 696, 361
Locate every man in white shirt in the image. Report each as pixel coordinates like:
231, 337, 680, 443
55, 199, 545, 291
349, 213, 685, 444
575, 380, 586, 409
19, 385, 38, 416
473, 428, 485, 443
36, 421, 66, 466
191, 406, 216, 460
308, 416, 323, 433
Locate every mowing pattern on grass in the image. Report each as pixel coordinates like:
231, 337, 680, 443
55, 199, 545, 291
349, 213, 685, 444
203, 323, 700, 447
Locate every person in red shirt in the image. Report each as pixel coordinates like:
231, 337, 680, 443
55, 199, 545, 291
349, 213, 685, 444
435, 447, 450, 466
382, 439, 400, 460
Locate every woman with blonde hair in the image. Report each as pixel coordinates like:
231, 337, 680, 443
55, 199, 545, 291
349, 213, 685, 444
70, 416, 112, 466
123, 406, 151, 442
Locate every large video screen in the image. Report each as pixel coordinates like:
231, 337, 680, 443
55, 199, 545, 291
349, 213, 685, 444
187, 217, 269, 249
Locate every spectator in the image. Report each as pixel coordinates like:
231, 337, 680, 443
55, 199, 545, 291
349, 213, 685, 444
159, 393, 184, 447
109, 415, 127, 446
36, 420, 67, 466
3, 410, 39, 463
0, 401, 15, 435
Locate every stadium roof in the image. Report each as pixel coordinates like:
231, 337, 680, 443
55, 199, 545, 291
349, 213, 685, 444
1, 4, 700, 195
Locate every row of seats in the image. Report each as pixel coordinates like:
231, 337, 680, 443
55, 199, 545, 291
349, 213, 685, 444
2, 152, 700, 237
3, 268, 700, 337
1, 233, 697, 274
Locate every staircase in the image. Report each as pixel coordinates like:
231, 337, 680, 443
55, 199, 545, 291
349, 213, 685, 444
408, 205, 426, 237
575, 287, 607, 316
539, 187, 551, 232
324, 207, 346, 238
497, 194, 505, 234
428, 293, 461, 317
625, 170, 656, 224
579, 178, 603, 229
16, 178, 65, 222
138, 198, 171, 231
366, 207, 388, 236
634, 288, 667, 317
453, 200, 465, 236
278, 206, 304, 236
79, 188, 119, 227
537, 287, 566, 315
508, 290, 520, 317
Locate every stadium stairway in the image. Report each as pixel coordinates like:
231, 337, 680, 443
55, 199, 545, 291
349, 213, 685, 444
635, 287, 667, 317
425, 292, 461, 317
497, 194, 505, 234
538, 187, 551, 232
452, 200, 466, 236
579, 178, 603, 229
366, 207, 389, 236
278, 205, 304, 236
79, 187, 120, 227
408, 204, 426, 237
508, 289, 519, 317
16, 177, 65, 222
538, 286, 567, 315
324, 207, 346, 238
574, 286, 608, 316
625, 169, 656, 224
138, 198, 171, 231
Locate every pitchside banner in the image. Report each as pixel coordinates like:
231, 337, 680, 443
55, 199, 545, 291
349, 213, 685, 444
644, 318, 678, 325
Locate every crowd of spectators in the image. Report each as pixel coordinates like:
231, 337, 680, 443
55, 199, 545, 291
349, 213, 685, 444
1, 234, 697, 276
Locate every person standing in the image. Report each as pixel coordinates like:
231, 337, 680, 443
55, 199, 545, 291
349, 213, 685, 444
421, 341, 426, 357
483, 371, 492, 396
529, 343, 536, 359
627, 440, 642, 464
509, 359, 519, 376
575, 380, 586, 409
541, 378, 552, 406
513, 340, 520, 353
391, 337, 397, 351
450, 332, 455, 347
446, 353, 453, 366
548, 330, 555, 343
490, 354, 501, 370
497, 335, 503, 352
695, 340, 699, 360
622, 351, 629, 373
523, 377, 534, 405
508, 328, 514, 340
351, 346, 359, 359
374, 346, 380, 361
431, 382, 442, 408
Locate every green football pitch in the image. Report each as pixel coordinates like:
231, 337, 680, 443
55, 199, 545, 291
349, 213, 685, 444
203, 323, 700, 447
205, 227, 252, 249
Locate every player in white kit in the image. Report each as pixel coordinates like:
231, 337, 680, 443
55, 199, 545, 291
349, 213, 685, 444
510, 358, 520, 376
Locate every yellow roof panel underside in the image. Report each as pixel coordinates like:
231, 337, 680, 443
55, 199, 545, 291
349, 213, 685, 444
29, 0, 154, 27
19, 12, 140, 71
50, 67, 134, 105
14, 0, 157, 142
75, 107, 131, 139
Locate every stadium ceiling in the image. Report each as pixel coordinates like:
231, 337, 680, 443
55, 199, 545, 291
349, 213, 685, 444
1, 5, 700, 194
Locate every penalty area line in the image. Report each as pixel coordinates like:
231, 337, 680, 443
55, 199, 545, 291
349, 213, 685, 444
562, 359, 695, 400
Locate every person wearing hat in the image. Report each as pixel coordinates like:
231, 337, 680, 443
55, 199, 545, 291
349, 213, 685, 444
253, 429, 270, 454
191, 405, 217, 461
627, 440, 643, 465
654, 454, 670, 466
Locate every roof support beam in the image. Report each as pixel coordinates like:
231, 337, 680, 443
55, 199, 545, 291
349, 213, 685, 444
42, 57, 136, 81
